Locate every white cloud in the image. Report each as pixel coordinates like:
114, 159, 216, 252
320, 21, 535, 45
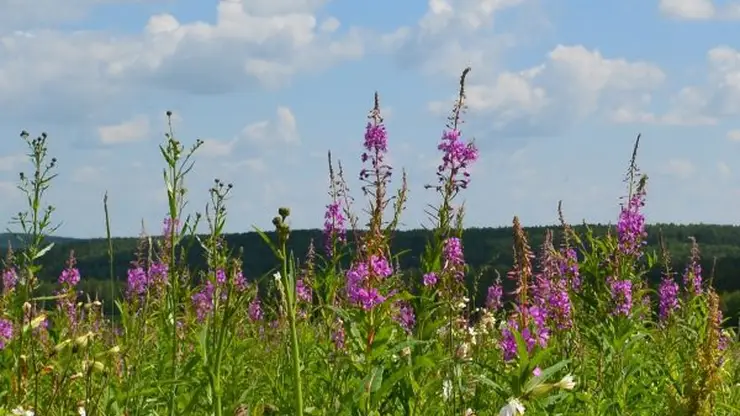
241, 106, 299, 145
0, 0, 365, 121
387, 0, 534, 77
200, 139, 235, 158
727, 129, 740, 141
660, 158, 696, 179
418, 0, 526, 34
98, 115, 150, 145
659, 0, 740, 20
610, 106, 717, 126
430, 44, 665, 134
320, 17, 341, 33
199, 106, 299, 159
613, 46, 740, 125
659, 0, 716, 19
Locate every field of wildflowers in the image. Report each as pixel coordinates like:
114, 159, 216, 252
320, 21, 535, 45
1, 67, 739, 416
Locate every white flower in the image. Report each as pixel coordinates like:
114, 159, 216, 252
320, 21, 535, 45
78, 407, 87, 416
11, 408, 35, 416
273, 272, 282, 281
467, 326, 478, 345
442, 379, 452, 401
498, 398, 525, 416
555, 374, 576, 390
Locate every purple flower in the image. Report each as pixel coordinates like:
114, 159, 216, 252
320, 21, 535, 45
323, 200, 346, 256
616, 191, 647, 257
442, 237, 465, 280
149, 262, 168, 288
332, 319, 345, 350
547, 279, 573, 330
163, 216, 180, 236
658, 274, 679, 321
527, 306, 550, 348
59, 253, 81, 287
248, 297, 263, 322
363, 123, 388, 158
443, 237, 464, 267
59, 268, 80, 287
500, 306, 550, 361
345, 256, 392, 311
423, 272, 438, 287
500, 320, 518, 361
296, 279, 312, 303
436, 129, 478, 191
191, 281, 215, 322
216, 269, 227, 285
2, 268, 17, 293
486, 283, 503, 311
0, 318, 13, 350
126, 266, 148, 298
369, 255, 393, 278
531, 241, 573, 330
609, 278, 633, 316
394, 301, 415, 334
350, 286, 385, 311
234, 271, 247, 292
56, 291, 79, 330
558, 248, 581, 291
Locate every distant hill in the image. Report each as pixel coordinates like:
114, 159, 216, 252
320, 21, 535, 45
14, 223, 740, 290
7, 223, 740, 324
0, 233, 81, 250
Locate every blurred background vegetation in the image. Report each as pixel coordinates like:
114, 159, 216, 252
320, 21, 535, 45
6, 223, 740, 327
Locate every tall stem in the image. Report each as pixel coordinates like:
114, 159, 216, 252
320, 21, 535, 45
284, 243, 304, 416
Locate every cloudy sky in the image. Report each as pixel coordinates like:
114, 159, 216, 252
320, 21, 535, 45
0, 0, 738, 238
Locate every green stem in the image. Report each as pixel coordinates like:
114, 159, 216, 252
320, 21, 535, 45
103, 192, 115, 323
212, 283, 232, 416
167, 163, 179, 416
284, 244, 304, 416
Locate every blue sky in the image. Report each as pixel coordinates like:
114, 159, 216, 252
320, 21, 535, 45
0, 0, 739, 238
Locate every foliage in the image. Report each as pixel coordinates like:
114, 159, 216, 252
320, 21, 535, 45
0, 69, 739, 415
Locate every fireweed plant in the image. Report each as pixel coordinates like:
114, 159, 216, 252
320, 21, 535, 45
0, 70, 739, 415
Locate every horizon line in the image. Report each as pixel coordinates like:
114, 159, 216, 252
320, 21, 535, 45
4, 221, 739, 241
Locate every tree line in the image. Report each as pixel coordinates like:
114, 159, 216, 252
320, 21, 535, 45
4, 223, 740, 325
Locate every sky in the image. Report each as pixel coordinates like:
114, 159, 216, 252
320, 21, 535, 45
0, 0, 739, 238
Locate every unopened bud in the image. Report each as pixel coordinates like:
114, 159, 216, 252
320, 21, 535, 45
54, 339, 72, 352
74, 332, 94, 349
29, 314, 46, 330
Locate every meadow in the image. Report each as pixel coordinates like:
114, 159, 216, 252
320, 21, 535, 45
1, 67, 739, 415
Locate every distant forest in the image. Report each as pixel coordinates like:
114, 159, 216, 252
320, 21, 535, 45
5, 223, 740, 326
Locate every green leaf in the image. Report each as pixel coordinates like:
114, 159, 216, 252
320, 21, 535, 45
253, 226, 281, 259
32, 241, 54, 260
523, 359, 570, 394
